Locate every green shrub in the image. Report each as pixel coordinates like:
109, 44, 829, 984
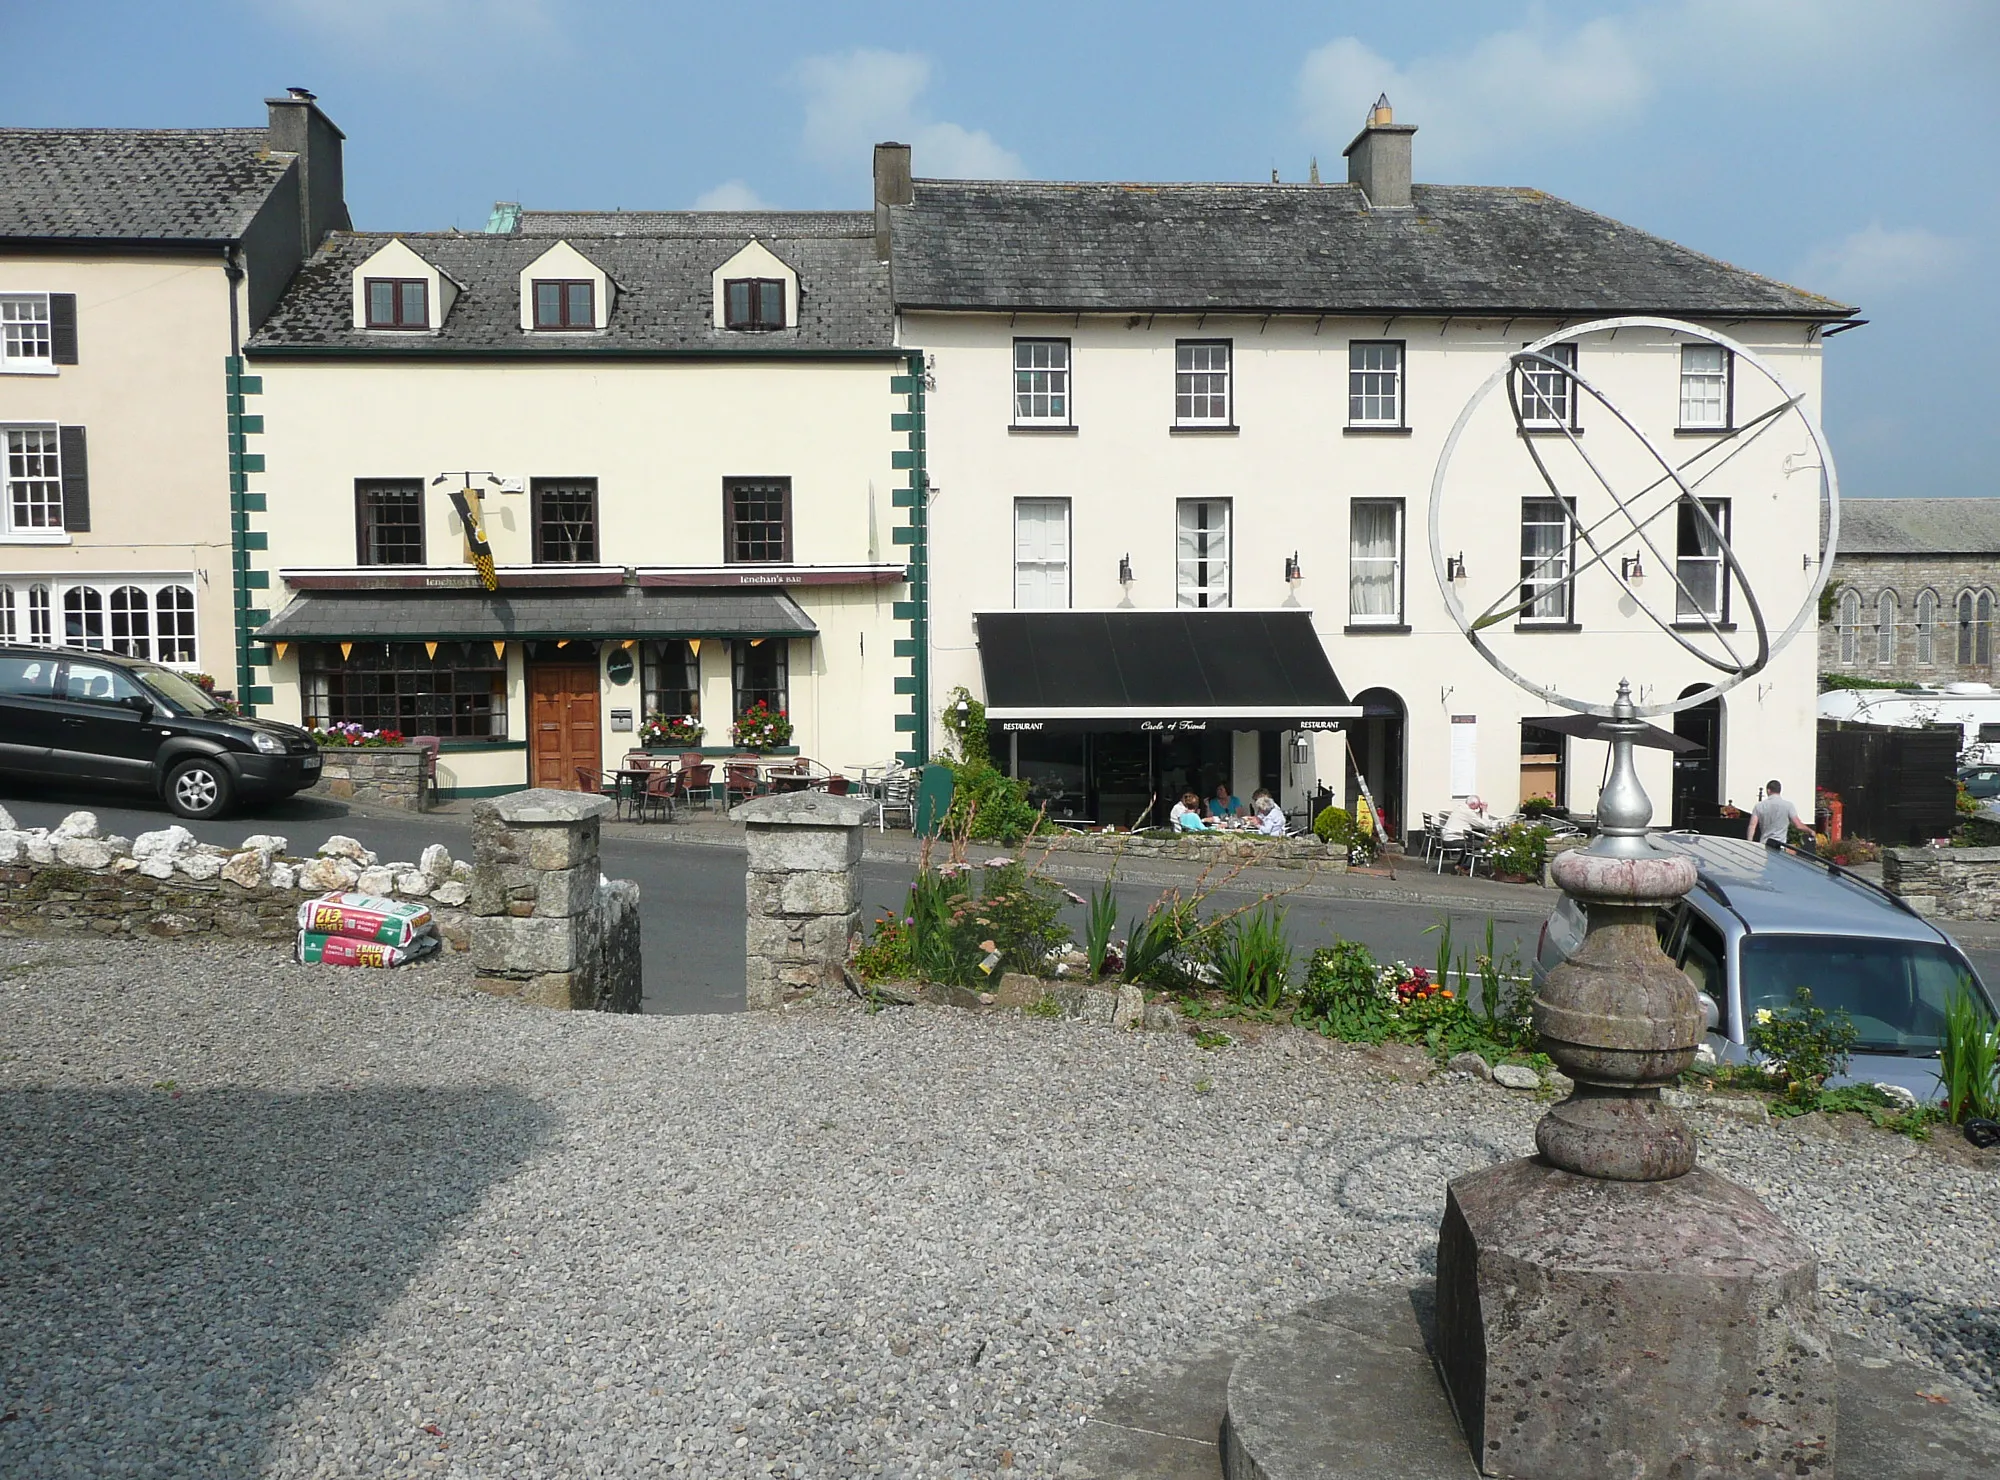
1313, 804, 1379, 861
1517, 796, 1561, 819
899, 858, 1073, 986
1748, 987, 1858, 1106
1487, 821, 1551, 880
1939, 989, 1999, 1124
1083, 881, 1119, 979
939, 685, 990, 765
1208, 904, 1294, 1011
938, 759, 1043, 843
1122, 896, 1200, 990
1298, 940, 1394, 1042
853, 910, 914, 982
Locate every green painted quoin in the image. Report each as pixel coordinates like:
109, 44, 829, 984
890, 348, 930, 765
224, 355, 272, 711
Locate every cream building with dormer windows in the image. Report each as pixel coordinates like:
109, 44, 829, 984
245, 214, 922, 797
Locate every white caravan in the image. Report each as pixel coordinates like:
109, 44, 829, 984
1817, 682, 2000, 763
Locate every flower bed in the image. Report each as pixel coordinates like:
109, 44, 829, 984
310, 723, 407, 748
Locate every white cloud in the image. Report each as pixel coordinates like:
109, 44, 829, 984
692, 180, 768, 211
1296, 0, 1994, 179
1796, 223, 1974, 300
793, 48, 1024, 181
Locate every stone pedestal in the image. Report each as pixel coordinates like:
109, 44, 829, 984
733, 791, 872, 1009
1435, 1158, 1834, 1479
470, 789, 639, 1011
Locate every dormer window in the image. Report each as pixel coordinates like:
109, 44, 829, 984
724, 279, 785, 331
533, 280, 595, 330
366, 278, 428, 329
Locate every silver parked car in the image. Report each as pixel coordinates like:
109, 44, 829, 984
1532, 833, 1997, 1103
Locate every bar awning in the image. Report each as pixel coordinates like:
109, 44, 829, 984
255, 586, 818, 642
975, 610, 1356, 734
1523, 713, 1703, 754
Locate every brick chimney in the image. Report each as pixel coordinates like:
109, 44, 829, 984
873, 140, 912, 262
1343, 94, 1417, 209
265, 87, 352, 256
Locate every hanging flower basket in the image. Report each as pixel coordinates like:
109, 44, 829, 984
311, 723, 407, 748
730, 700, 794, 752
639, 713, 703, 748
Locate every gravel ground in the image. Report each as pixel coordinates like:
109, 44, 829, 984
2, 937, 1996, 1480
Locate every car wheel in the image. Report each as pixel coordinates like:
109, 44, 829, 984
166, 757, 233, 820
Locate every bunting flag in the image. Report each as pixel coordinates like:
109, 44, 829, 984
425, 641, 438, 659
447, 485, 499, 591
272, 641, 288, 661
492, 640, 506, 659
687, 638, 701, 656
340, 641, 353, 660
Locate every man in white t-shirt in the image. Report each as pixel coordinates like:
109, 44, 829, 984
1747, 779, 1801, 845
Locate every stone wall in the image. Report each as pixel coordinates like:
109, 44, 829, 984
1033, 830, 1347, 872
468, 790, 641, 1012
0, 808, 472, 944
1819, 552, 1999, 686
1881, 845, 2000, 920
309, 745, 429, 811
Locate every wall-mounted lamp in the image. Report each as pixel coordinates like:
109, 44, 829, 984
1284, 552, 1303, 583
954, 696, 971, 723
1118, 554, 1134, 585
1803, 553, 1817, 571
1620, 553, 1646, 582
1446, 553, 1468, 582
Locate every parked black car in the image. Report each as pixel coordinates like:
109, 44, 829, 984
0, 645, 321, 819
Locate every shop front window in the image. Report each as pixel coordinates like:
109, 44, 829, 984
301, 641, 507, 739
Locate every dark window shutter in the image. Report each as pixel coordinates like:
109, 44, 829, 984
49, 295, 78, 364
59, 426, 89, 532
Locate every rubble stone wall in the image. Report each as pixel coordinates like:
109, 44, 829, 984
1034, 831, 1346, 871
0, 808, 472, 945
1881, 846, 2000, 920
308, 745, 429, 811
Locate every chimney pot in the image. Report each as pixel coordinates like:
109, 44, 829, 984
1343, 97, 1416, 209
287, 86, 317, 101
872, 140, 912, 263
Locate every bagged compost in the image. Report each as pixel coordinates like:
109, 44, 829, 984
296, 930, 440, 968
296, 892, 435, 948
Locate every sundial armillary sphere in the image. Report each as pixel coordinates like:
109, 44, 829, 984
1425, 318, 1843, 1478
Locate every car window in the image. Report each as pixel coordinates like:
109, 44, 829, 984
62, 662, 145, 705
0, 655, 59, 698
1740, 934, 1992, 1052
1677, 915, 1727, 1025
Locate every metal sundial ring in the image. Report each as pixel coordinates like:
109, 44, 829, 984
1428, 316, 1839, 719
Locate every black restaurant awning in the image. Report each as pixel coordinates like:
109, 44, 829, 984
975, 610, 1356, 734
1523, 713, 1703, 754
256, 586, 818, 643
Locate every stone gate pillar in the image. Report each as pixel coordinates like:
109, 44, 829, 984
732, 792, 872, 1009
470, 788, 637, 1011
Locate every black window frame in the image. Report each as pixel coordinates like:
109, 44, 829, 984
1518, 494, 1578, 626
364, 277, 429, 329
732, 638, 788, 715
1672, 498, 1732, 628
1172, 339, 1233, 427
1012, 337, 1073, 426
723, 278, 786, 331
640, 639, 701, 722
1676, 342, 1735, 432
301, 640, 509, 740
1517, 341, 1581, 431
355, 478, 427, 566
723, 476, 792, 564
532, 279, 595, 330
530, 476, 599, 563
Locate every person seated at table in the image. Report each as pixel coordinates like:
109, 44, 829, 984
1169, 792, 1210, 831
1207, 783, 1245, 822
1439, 797, 1487, 841
1251, 789, 1288, 836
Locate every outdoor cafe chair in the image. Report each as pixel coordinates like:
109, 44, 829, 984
575, 765, 618, 809
410, 734, 442, 807
724, 763, 760, 807
677, 763, 714, 810
639, 767, 677, 824
876, 767, 917, 832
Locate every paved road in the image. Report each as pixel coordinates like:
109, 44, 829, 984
12, 782, 1997, 1014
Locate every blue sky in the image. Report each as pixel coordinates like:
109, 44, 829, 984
11, 1, 1997, 500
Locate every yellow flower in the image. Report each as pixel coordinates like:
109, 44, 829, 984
1755, 1008, 1774, 1025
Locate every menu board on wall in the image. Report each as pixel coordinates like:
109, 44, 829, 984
1450, 715, 1478, 797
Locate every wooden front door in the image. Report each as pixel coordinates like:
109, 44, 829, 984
529, 663, 601, 789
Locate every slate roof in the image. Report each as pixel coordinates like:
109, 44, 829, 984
256, 587, 819, 641
517, 209, 874, 240
0, 128, 294, 242
249, 229, 894, 353
889, 180, 1852, 320
1837, 499, 2000, 557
